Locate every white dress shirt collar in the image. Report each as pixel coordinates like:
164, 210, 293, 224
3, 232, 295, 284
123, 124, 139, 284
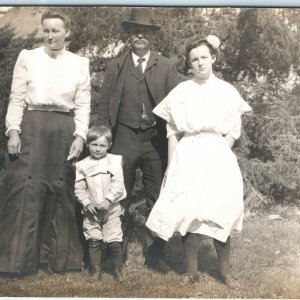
131, 50, 150, 73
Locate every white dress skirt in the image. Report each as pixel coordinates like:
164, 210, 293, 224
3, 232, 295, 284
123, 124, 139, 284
146, 75, 252, 243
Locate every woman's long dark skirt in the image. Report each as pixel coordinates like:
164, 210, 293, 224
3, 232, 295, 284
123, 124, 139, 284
0, 110, 83, 274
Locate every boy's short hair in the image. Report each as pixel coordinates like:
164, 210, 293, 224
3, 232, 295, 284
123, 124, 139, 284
86, 125, 112, 145
41, 10, 70, 30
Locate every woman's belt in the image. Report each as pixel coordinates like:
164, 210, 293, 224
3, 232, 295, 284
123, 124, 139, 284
184, 131, 222, 138
27, 104, 71, 113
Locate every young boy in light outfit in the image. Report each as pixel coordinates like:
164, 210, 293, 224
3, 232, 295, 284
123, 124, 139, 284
75, 125, 126, 282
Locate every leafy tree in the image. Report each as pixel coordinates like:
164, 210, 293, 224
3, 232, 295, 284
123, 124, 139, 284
236, 8, 299, 78
0, 7, 299, 207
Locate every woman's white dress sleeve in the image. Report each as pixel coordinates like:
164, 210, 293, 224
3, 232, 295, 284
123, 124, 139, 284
5, 49, 29, 136
73, 57, 91, 140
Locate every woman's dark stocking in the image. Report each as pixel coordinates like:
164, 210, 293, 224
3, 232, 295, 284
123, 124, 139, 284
213, 236, 239, 288
183, 233, 202, 282
213, 237, 231, 277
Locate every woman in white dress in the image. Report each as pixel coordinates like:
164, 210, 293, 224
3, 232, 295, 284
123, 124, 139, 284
146, 35, 251, 287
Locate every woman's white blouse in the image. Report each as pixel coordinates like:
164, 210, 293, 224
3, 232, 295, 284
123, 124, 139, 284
5, 46, 91, 139
153, 74, 252, 139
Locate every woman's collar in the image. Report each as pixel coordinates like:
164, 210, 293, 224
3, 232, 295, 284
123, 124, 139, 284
43, 46, 66, 59
193, 72, 216, 85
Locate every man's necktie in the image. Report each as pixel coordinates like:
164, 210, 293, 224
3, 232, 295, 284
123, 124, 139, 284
136, 57, 148, 120
137, 57, 145, 76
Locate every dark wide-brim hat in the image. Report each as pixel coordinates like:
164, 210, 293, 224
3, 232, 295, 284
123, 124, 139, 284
121, 8, 161, 31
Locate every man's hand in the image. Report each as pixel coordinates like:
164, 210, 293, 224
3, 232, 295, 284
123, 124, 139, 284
68, 136, 84, 160
7, 130, 21, 156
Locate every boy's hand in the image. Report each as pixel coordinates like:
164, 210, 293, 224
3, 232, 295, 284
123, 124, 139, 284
86, 203, 98, 215
98, 199, 111, 212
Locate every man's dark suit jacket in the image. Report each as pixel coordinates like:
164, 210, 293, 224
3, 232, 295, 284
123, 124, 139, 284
97, 50, 179, 130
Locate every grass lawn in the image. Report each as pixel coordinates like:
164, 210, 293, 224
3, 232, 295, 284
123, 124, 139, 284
0, 204, 299, 298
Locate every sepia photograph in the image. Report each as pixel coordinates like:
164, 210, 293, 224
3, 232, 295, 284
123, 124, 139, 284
0, 5, 299, 298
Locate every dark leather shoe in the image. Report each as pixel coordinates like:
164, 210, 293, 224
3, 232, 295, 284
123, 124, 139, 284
156, 259, 172, 274
112, 268, 125, 283
183, 273, 200, 285
220, 275, 240, 289
145, 259, 171, 274
87, 266, 102, 282
40, 264, 55, 275
101, 258, 113, 272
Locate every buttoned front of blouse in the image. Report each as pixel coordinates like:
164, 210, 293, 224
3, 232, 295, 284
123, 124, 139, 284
5, 46, 91, 140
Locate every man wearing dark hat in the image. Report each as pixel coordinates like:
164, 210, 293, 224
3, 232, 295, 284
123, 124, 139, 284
96, 7, 179, 273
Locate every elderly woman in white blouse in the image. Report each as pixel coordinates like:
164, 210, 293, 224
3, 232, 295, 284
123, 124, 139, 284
146, 35, 251, 287
0, 10, 90, 275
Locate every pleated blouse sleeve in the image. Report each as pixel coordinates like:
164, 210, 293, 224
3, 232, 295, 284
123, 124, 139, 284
5, 49, 29, 136
73, 57, 91, 141
153, 86, 181, 138
225, 86, 252, 140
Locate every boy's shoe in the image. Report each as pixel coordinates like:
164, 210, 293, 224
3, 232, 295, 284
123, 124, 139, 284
87, 239, 103, 282
220, 274, 240, 289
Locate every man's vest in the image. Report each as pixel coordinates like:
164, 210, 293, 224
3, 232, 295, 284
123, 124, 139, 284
118, 57, 156, 129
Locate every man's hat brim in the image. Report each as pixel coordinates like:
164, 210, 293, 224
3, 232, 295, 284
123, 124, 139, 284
121, 20, 161, 31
